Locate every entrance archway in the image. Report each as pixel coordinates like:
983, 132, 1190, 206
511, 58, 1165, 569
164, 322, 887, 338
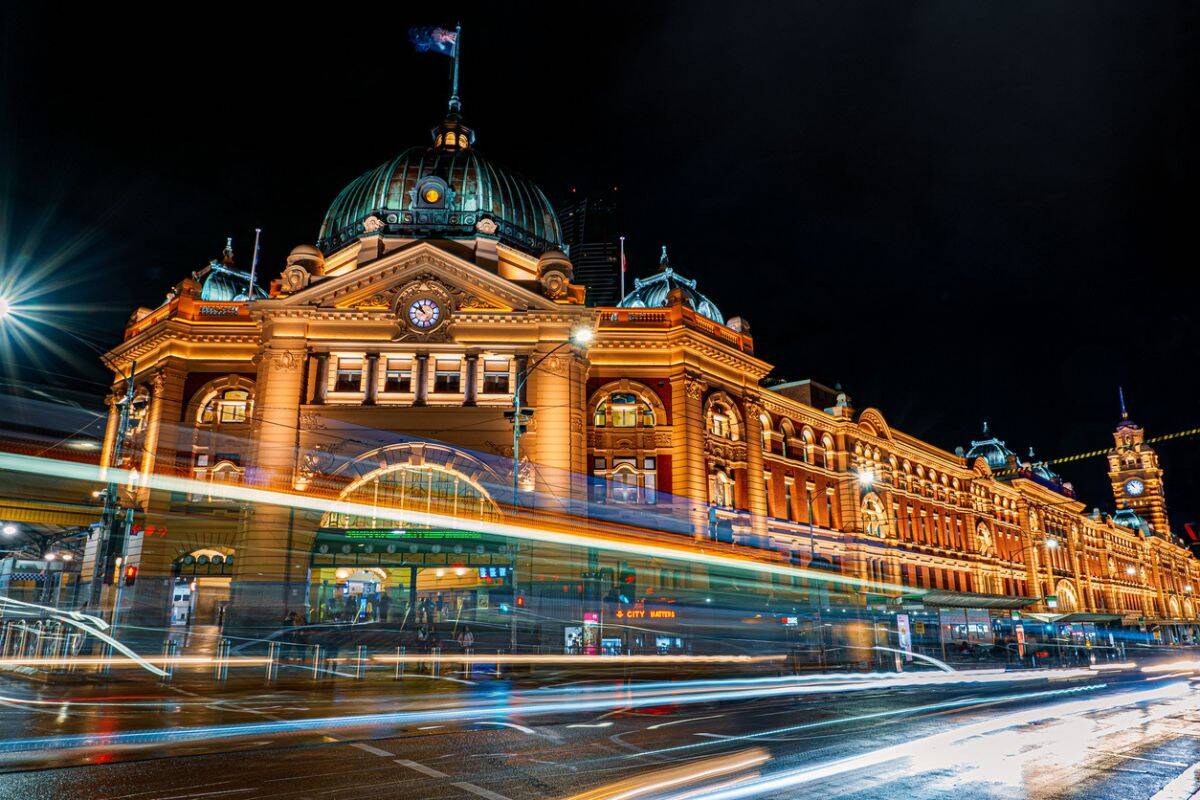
310, 444, 510, 630
1053, 579, 1079, 613
172, 547, 235, 626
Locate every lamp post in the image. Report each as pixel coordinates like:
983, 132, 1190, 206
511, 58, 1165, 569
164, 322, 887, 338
504, 326, 593, 652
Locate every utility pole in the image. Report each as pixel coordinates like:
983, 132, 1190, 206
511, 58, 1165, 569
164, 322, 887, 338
91, 360, 140, 611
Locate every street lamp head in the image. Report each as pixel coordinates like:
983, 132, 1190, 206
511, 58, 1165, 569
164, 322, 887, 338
1125, 565, 1137, 576
1045, 538, 1058, 549
61, 553, 73, 562
570, 326, 594, 346
856, 468, 874, 487
1, 524, 15, 536
44, 552, 56, 561
0, 297, 10, 322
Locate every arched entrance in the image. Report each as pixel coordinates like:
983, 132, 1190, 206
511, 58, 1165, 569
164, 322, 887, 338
309, 444, 513, 630
172, 547, 235, 626
1053, 579, 1079, 613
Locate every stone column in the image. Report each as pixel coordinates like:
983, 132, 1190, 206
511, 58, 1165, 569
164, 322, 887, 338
743, 396, 768, 536
97, 392, 121, 482
413, 354, 429, 406
463, 352, 479, 406
528, 347, 580, 509
311, 352, 329, 404
1018, 505, 1044, 608
672, 372, 708, 537
227, 341, 309, 634
121, 363, 188, 631
363, 352, 380, 406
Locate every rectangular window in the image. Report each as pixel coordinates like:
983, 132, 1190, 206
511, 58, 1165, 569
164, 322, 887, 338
482, 359, 510, 394
384, 358, 412, 393
593, 457, 606, 471
784, 482, 794, 521
433, 359, 461, 393
334, 358, 363, 392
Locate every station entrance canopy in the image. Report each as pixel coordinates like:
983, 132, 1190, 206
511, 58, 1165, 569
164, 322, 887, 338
311, 526, 513, 570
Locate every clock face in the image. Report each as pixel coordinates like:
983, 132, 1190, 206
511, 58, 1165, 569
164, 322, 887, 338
1124, 478, 1145, 497
407, 298, 441, 329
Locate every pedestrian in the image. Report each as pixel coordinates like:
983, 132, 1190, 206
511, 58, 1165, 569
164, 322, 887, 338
461, 626, 474, 651
378, 592, 390, 623
345, 593, 358, 623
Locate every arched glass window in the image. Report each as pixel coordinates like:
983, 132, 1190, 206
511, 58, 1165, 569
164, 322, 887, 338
709, 469, 734, 508
200, 389, 250, 424
322, 464, 498, 529
594, 392, 656, 428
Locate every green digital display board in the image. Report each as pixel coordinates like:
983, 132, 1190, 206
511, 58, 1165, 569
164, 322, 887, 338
334, 528, 483, 540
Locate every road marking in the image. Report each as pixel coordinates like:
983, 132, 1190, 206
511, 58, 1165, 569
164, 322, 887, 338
477, 721, 536, 734
395, 758, 448, 778
453, 782, 514, 800
566, 722, 613, 728
647, 714, 725, 730
1091, 749, 1187, 767
350, 742, 394, 757
1150, 758, 1200, 800
155, 791, 255, 800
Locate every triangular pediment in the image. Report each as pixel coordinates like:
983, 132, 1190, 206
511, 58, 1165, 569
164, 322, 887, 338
274, 242, 560, 314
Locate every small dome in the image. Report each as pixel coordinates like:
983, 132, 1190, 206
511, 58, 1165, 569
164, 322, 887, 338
1112, 507, 1153, 536
199, 263, 267, 302
963, 421, 1015, 469
289, 243, 322, 261
617, 246, 724, 323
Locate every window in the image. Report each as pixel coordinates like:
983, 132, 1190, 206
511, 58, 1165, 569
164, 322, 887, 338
611, 458, 639, 503
433, 359, 461, 393
200, 388, 249, 424
710, 413, 731, 439
384, 359, 412, 393
784, 481, 794, 521
710, 470, 734, 508
482, 359, 510, 394
335, 359, 363, 392
594, 391, 655, 428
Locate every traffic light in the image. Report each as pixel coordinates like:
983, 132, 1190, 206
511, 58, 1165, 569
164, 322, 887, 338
618, 562, 636, 604
123, 565, 138, 586
503, 407, 535, 436
515, 591, 525, 608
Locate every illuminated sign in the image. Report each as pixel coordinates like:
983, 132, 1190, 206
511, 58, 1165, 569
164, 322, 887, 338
615, 607, 677, 620
340, 528, 482, 540
199, 305, 242, 316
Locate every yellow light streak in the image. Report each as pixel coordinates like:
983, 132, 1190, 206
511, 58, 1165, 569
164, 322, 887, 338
366, 654, 786, 665
566, 748, 770, 800
0, 453, 920, 596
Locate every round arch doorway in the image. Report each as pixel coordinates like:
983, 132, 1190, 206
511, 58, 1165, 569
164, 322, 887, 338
309, 445, 513, 631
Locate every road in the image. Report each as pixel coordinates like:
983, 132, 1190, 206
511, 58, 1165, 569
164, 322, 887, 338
1, 661, 1199, 800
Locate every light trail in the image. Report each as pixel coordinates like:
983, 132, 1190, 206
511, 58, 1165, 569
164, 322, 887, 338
625, 684, 1105, 761
0, 452, 917, 596
0, 666, 1114, 756
659, 681, 1194, 800
367, 654, 786, 665
566, 749, 770, 800
0, 656, 271, 668
1142, 660, 1200, 673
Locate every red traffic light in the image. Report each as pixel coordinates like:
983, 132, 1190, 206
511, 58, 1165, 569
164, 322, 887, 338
124, 565, 138, 586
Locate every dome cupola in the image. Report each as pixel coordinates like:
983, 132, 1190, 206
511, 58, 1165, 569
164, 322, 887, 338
617, 246, 724, 323
963, 420, 1016, 470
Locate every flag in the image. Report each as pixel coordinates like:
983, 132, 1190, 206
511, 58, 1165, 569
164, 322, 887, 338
619, 236, 627, 274
409, 26, 458, 56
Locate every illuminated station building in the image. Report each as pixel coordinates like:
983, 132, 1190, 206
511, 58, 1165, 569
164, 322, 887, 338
81, 83, 1200, 649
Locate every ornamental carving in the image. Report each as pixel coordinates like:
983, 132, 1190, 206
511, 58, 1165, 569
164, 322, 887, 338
540, 269, 569, 300
299, 411, 327, 431
362, 215, 385, 233
654, 432, 673, 448
684, 377, 706, 400
267, 349, 300, 373
475, 217, 498, 235
281, 265, 311, 293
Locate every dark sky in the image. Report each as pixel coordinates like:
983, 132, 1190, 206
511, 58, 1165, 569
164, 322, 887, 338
3, 3, 1199, 525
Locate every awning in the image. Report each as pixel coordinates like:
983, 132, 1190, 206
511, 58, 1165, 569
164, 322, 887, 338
1050, 613, 1123, 624
900, 590, 1041, 610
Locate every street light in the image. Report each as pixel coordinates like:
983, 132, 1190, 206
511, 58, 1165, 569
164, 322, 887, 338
855, 468, 874, 487
504, 323, 594, 653
0, 297, 11, 322
2, 524, 16, 536
1126, 566, 1137, 576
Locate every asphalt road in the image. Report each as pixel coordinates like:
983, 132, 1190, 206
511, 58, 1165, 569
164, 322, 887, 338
0, 665, 1198, 800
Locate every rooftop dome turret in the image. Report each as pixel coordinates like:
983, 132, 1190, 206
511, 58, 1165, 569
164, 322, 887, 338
617, 246, 724, 323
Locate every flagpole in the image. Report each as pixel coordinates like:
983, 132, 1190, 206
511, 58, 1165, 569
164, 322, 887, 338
248, 227, 261, 298
450, 23, 462, 112
619, 235, 626, 299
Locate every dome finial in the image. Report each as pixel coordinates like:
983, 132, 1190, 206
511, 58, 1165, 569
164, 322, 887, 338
448, 23, 463, 114
222, 236, 234, 266
659, 245, 670, 272
1119, 385, 1129, 421
982, 419, 989, 435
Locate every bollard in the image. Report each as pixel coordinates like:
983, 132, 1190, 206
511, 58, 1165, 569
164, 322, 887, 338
266, 642, 279, 682
355, 645, 367, 680
0, 622, 9, 657
496, 649, 503, 679
431, 647, 441, 678
463, 648, 472, 678
214, 638, 230, 681
394, 646, 405, 680
161, 640, 177, 683
311, 644, 323, 681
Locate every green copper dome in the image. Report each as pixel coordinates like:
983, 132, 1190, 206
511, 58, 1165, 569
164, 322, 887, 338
316, 128, 563, 257
617, 246, 724, 323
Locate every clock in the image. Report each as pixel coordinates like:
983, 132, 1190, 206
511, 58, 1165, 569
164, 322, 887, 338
1124, 478, 1145, 497
407, 298, 442, 329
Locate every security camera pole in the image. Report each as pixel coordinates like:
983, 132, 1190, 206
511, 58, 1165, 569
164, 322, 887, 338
91, 359, 139, 610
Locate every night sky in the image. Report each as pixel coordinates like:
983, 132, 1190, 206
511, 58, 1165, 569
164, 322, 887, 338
3, 3, 1198, 526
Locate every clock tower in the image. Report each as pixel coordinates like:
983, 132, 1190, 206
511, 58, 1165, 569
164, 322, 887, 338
1107, 388, 1170, 534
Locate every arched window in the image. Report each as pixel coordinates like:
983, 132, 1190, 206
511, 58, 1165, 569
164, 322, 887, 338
200, 388, 250, 424
593, 392, 656, 428
780, 421, 795, 460
322, 463, 498, 530
709, 469, 734, 508
759, 413, 771, 452
704, 394, 742, 441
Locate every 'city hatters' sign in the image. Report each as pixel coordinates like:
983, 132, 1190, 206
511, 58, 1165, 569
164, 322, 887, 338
615, 603, 678, 620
